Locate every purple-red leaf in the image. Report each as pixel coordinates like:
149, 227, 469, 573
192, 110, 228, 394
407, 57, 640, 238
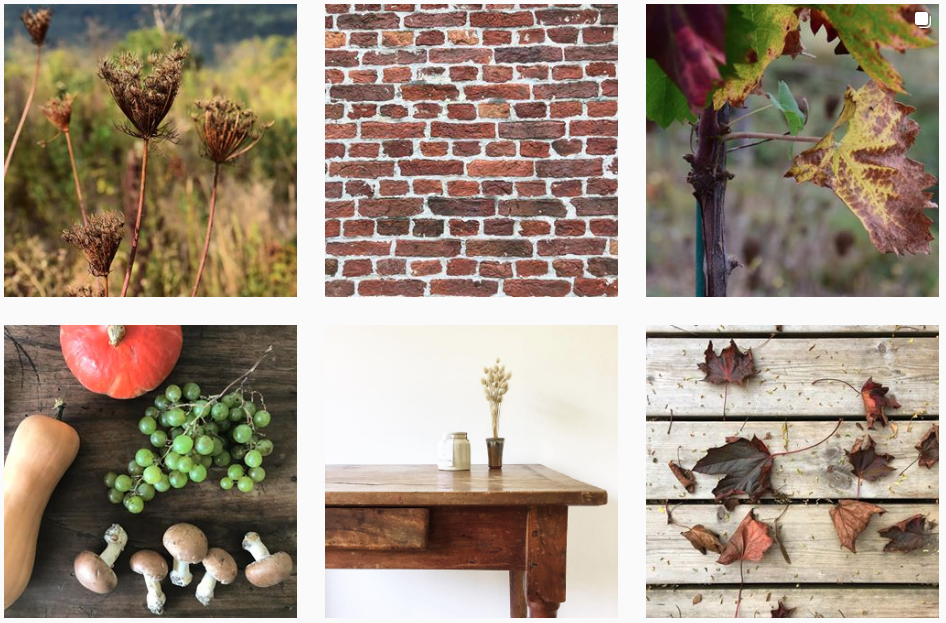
861, 377, 901, 429
699, 339, 760, 387
917, 424, 939, 468
878, 514, 936, 552
669, 460, 697, 493
717, 509, 774, 565
846, 435, 895, 482
771, 600, 795, 617
693, 435, 773, 503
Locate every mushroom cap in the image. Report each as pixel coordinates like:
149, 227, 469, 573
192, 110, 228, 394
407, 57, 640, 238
202, 547, 238, 584
74, 551, 118, 594
245, 551, 293, 587
162, 523, 208, 563
130, 550, 168, 578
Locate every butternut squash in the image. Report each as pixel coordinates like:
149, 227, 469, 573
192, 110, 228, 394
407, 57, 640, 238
4, 402, 79, 609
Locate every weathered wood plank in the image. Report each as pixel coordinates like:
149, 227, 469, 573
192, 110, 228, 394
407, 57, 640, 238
648, 325, 938, 335
646, 337, 938, 416
647, 421, 940, 500
325, 464, 607, 506
325, 508, 429, 550
646, 587, 939, 618
646, 504, 938, 584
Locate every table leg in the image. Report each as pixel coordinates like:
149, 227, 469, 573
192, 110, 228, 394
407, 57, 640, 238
525, 505, 567, 618
509, 570, 527, 617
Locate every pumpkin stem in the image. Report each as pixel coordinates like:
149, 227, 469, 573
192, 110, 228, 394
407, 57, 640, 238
53, 398, 65, 420
108, 324, 126, 347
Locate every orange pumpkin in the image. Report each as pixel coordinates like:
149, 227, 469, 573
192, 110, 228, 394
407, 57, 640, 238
60, 325, 183, 399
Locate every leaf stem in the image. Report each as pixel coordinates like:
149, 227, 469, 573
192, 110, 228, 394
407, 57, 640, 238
735, 557, 744, 618
191, 162, 220, 296
811, 378, 861, 394
898, 455, 920, 477
121, 138, 149, 297
728, 103, 774, 126
771, 419, 842, 457
721, 131, 820, 143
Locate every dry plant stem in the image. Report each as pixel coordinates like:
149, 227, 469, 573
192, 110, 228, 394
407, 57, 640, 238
121, 138, 149, 297
721, 131, 820, 143
735, 557, 744, 618
64, 130, 88, 227
4, 46, 41, 179
191, 163, 220, 296
770, 419, 842, 457
898, 455, 920, 476
103, 273, 109, 297
811, 378, 861, 394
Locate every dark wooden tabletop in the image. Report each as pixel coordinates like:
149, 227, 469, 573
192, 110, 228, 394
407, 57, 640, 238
326, 464, 608, 506
3, 325, 297, 618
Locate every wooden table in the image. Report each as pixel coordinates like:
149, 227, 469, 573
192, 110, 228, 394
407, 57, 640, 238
646, 325, 939, 618
3, 325, 297, 617
325, 464, 607, 618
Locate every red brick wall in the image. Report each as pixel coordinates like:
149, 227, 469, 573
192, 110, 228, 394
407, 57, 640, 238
325, 4, 618, 297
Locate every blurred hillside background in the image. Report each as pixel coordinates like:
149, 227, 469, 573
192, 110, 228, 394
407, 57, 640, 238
4, 4, 297, 296
647, 6, 938, 296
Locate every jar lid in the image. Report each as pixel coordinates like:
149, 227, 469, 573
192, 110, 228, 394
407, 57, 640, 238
445, 432, 468, 439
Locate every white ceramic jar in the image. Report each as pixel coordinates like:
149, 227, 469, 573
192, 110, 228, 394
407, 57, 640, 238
437, 432, 471, 471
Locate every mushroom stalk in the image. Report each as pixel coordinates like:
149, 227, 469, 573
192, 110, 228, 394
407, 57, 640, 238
100, 524, 128, 567
170, 558, 193, 587
243, 532, 270, 560
194, 573, 217, 606
143, 575, 166, 615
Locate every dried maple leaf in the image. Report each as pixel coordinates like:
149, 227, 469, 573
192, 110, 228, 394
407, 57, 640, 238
878, 514, 936, 552
669, 460, 697, 493
717, 509, 774, 565
846, 435, 895, 482
861, 377, 902, 428
698, 340, 759, 387
681, 525, 724, 555
784, 80, 937, 255
916, 424, 939, 468
693, 435, 773, 503
771, 600, 795, 617
829, 499, 886, 553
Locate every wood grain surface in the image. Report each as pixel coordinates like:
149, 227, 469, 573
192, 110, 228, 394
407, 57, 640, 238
325, 464, 607, 506
3, 325, 297, 618
325, 507, 428, 549
646, 337, 938, 416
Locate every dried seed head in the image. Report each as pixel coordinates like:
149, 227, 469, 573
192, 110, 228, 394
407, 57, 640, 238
41, 93, 74, 132
192, 96, 271, 164
21, 8, 52, 47
98, 43, 189, 141
66, 284, 101, 297
61, 211, 125, 277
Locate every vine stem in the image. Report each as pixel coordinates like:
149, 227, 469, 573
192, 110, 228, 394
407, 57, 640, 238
191, 162, 220, 297
64, 130, 88, 227
121, 138, 149, 297
811, 378, 861, 394
770, 419, 841, 457
728, 103, 774, 126
721, 131, 820, 143
4, 46, 41, 179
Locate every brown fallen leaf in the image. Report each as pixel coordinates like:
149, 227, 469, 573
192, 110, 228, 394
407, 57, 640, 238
772, 600, 796, 617
878, 514, 936, 552
847, 435, 896, 482
698, 340, 759, 387
669, 460, 697, 493
681, 525, 725, 555
829, 499, 886, 553
861, 377, 901, 429
916, 424, 939, 468
717, 509, 774, 565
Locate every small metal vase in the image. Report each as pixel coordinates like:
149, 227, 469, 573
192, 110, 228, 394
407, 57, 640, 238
486, 437, 505, 469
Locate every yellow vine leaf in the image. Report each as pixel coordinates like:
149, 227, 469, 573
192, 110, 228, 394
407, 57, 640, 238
784, 80, 937, 255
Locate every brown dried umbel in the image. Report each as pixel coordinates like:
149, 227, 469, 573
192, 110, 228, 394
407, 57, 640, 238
193, 97, 271, 164
61, 211, 125, 296
66, 284, 102, 297
21, 8, 52, 47
41, 92, 73, 132
98, 44, 189, 141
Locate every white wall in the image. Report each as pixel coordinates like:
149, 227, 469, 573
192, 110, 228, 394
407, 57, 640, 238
325, 325, 618, 618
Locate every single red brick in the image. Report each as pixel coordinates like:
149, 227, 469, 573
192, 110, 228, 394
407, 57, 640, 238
361, 122, 426, 139
382, 31, 414, 46
551, 180, 583, 197
466, 240, 533, 257
326, 281, 355, 297
396, 239, 462, 257
571, 119, 618, 136
431, 122, 496, 139
448, 103, 477, 120
412, 219, 446, 237
513, 102, 547, 118
348, 142, 380, 158
586, 137, 617, 155
572, 197, 618, 215
325, 143, 345, 159
413, 103, 443, 118
326, 241, 392, 256
402, 84, 460, 101
481, 180, 514, 195
413, 179, 443, 194
330, 85, 395, 101
325, 69, 345, 84
590, 219, 618, 237
363, 50, 427, 65
326, 258, 339, 276
349, 70, 379, 85
515, 181, 546, 197
325, 32, 346, 48
479, 103, 511, 119
452, 141, 482, 157
448, 29, 479, 45
359, 198, 424, 218
326, 200, 355, 218
550, 259, 582, 278
325, 4, 350, 13
600, 6, 618, 24
430, 48, 493, 64
534, 82, 599, 100
480, 261, 513, 278
345, 180, 373, 197
465, 84, 531, 100
330, 161, 395, 178
349, 31, 380, 47
326, 51, 359, 67
430, 279, 499, 297
348, 104, 377, 119
379, 104, 409, 118
411, 260, 443, 276
429, 198, 495, 217
377, 219, 410, 236
587, 178, 618, 196
494, 46, 562, 63
326, 219, 340, 238
403, 11, 467, 27
519, 220, 552, 236
483, 218, 515, 236
383, 67, 413, 83
450, 66, 480, 81
448, 180, 480, 197
586, 62, 616, 77
551, 138, 582, 156
446, 258, 477, 275
380, 179, 410, 196
517, 65, 548, 80
399, 160, 465, 176
574, 278, 617, 297
555, 220, 586, 236
583, 27, 614, 44
519, 141, 550, 158
384, 4, 415, 11
537, 159, 602, 178
550, 101, 583, 118
358, 279, 427, 297
416, 30, 446, 45
468, 159, 534, 177
499, 198, 566, 217
503, 279, 572, 297
587, 257, 618, 277
326, 182, 344, 200
343, 259, 373, 277
537, 238, 608, 256
551, 65, 583, 80
482, 65, 513, 83
565, 45, 618, 61
382, 140, 413, 158
470, 11, 534, 27
537, 9, 599, 25
377, 258, 407, 275
516, 260, 548, 277
420, 141, 449, 157
450, 220, 480, 236
485, 141, 517, 157
602, 79, 618, 97
518, 28, 545, 44
482, 30, 512, 45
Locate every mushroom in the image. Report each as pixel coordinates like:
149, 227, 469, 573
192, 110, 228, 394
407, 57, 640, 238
129, 550, 168, 615
74, 524, 128, 593
195, 547, 237, 605
242, 532, 293, 587
162, 523, 208, 587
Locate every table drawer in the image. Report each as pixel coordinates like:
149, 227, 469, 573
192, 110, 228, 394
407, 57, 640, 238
326, 507, 429, 550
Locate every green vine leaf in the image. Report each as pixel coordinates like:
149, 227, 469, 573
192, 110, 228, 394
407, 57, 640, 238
766, 81, 806, 135
646, 59, 697, 128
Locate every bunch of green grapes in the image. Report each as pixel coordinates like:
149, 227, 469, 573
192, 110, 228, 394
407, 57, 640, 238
104, 382, 274, 514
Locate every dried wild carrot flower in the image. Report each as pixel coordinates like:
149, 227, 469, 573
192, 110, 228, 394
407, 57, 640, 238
98, 44, 189, 141
61, 211, 125, 277
192, 97, 272, 164
66, 284, 101, 297
41, 93, 73, 133
21, 8, 52, 47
